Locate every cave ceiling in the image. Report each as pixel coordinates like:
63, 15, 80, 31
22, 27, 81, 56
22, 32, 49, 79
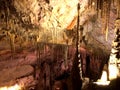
0, 0, 119, 55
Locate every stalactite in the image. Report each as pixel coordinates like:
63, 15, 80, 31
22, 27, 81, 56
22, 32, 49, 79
88, 0, 112, 39
36, 34, 42, 65
88, 0, 95, 8
96, 0, 100, 17
64, 45, 68, 69
7, 32, 15, 60
96, 0, 111, 40
99, 0, 102, 18
91, 0, 93, 8
43, 43, 45, 55
105, 0, 111, 40
4, 2, 8, 29
94, 0, 97, 10
112, 0, 115, 6
88, 0, 91, 7
105, 17, 109, 41
36, 42, 39, 62
100, 0, 103, 9
117, 0, 120, 18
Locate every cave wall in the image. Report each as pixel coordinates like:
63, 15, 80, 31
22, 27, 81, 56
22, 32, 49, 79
0, 0, 116, 53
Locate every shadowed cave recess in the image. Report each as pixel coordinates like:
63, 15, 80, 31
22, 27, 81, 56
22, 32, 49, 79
0, 0, 120, 90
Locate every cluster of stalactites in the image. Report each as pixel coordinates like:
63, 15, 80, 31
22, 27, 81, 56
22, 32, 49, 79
88, 0, 120, 40
89, 0, 110, 14
88, 0, 120, 18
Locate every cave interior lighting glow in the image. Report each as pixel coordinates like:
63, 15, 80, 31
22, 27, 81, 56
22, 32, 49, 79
93, 71, 110, 85
0, 84, 21, 90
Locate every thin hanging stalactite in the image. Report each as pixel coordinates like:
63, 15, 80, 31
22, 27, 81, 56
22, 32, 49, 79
99, 0, 103, 10
88, 0, 91, 8
96, 0, 100, 17
36, 32, 42, 66
104, 1, 108, 39
7, 32, 15, 60
112, 0, 115, 6
4, 1, 8, 29
117, 0, 120, 18
100, 0, 103, 18
91, 0, 93, 8
64, 45, 68, 69
105, 0, 111, 41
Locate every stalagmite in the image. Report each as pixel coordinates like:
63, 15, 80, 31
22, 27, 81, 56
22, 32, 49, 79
71, 3, 82, 90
